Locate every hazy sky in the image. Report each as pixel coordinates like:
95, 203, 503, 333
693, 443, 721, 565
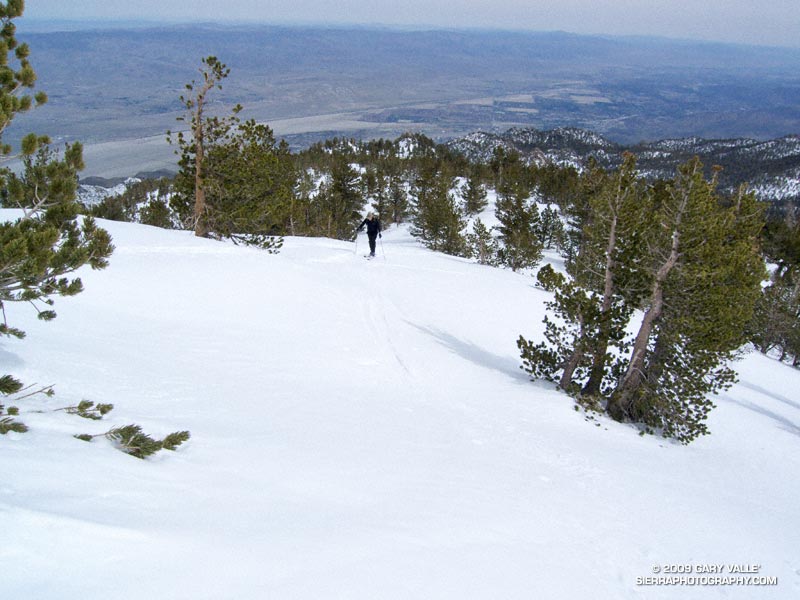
24, 1, 800, 48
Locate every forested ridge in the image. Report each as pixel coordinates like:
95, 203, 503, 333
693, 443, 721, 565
81, 60, 800, 442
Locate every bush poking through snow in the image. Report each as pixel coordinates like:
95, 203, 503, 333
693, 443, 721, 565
0, 374, 24, 396
0, 380, 54, 434
0, 416, 28, 434
75, 426, 191, 459
57, 400, 115, 420
162, 431, 192, 451
535, 264, 565, 292
1, 380, 190, 460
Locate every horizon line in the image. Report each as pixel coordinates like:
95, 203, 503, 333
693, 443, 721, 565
18, 17, 800, 52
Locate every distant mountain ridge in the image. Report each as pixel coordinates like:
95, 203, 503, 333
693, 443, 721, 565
447, 127, 800, 202
77, 127, 800, 207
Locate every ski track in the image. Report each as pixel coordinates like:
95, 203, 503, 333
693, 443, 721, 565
355, 256, 413, 378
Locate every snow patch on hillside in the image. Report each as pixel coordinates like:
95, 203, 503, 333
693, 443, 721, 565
78, 177, 140, 206
2, 212, 799, 599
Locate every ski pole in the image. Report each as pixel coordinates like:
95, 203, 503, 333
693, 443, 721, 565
380, 234, 386, 261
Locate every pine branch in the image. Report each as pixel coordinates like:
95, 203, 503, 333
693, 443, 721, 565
0, 416, 28, 434
5, 382, 55, 401
17, 183, 52, 220
0, 374, 24, 396
75, 425, 191, 459
162, 431, 191, 451
53, 400, 114, 420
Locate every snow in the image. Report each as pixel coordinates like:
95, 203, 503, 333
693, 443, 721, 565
2, 211, 799, 599
78, 177, 141, 206
750, 172, 800, 201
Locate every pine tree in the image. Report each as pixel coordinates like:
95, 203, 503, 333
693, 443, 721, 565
87, 177, 173, 227
752, 205, 800, 364
168, 56, 240, 237
288, 168, 316, 236
560, 160, 604, 273
518, 279, 601, 389
139, 198, 173, 230
387, 175, 408, 226
535, 263, 566, 292
535, 164, 581, 216
520, 161, 646, 396
491, 147, 530, 205
466, 218, 499, 265
0, 10, 113, 335
361, 164, 382, 203
462, 170, 488, 216
0, 1, 47, 154
520, 156, 764, 442
753, 277, 800, 363
410, 164, 467, 256
537, 205, 566, 250
492, 145, 542, 271
0, 2, 114, 424
201, 120, 292, 250
762, 204, 800, 279
370, 172, 389, 223
374, 153, 408, 226
314, 156, 363, 240
495, 192, 543, 271
570, 154, 651, 396
608, 165, 766, 442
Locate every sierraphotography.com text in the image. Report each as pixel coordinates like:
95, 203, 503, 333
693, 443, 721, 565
638, 563, 779, 587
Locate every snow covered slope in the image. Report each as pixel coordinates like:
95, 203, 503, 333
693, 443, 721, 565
2, 214, 799, 599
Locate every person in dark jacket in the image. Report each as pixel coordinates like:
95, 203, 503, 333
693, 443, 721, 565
357, 212, 382, 257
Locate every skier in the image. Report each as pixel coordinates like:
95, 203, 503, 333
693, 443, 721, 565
357, 212, 382, 257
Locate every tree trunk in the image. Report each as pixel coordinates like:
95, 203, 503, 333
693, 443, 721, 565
559, 345, 584, 391
582, 322, 610, 396
582, 198, 620, 396
643, 327, 669, 394
194, 170, 207, 237
608, 222, 682, 421
607, 293, 661, 421
193, 87, 209, 238
559, 312, 588, 391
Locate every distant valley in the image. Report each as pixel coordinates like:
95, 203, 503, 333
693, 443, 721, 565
5, 23, 800, 181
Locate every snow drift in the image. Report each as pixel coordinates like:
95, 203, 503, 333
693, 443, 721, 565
2, 213, 799, 599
